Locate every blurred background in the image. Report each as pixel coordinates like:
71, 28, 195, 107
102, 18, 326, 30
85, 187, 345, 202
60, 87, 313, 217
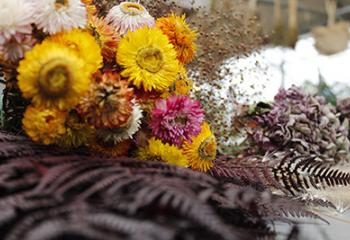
169, 0, 350, 35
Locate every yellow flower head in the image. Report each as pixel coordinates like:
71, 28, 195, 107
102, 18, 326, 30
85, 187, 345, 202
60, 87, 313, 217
56, 110, 94, 149
18, 41, 91, 110
23, 105, 67, 145
156, 14, 197, 64
90, 138, 131, 157
117, 27, 180, 92
138, 137, 188, 168
49, 29, 103, 74
161, 66, 193, 98
182, 122, 217, 172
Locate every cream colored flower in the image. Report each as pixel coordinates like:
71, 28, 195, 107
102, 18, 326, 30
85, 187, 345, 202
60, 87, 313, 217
32, 0, 87, 34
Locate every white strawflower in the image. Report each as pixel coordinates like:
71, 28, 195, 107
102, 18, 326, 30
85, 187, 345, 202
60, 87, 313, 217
32, 0, 87, 34
96, 102, 143, 144
0, 0, 34, 44
0, 34, 36, 62
106, 1, 155, 36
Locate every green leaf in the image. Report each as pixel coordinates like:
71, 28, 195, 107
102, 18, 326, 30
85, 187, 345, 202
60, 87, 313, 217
317, 79, 337, 106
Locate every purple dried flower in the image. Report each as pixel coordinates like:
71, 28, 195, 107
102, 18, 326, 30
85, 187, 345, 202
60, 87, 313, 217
253, 86, 350, 164
337, 98, 350, 120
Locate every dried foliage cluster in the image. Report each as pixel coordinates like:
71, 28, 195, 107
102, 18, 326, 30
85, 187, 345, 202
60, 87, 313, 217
187, 3, 266, 154
189, 13, 265, 80
0, 131, 330, 240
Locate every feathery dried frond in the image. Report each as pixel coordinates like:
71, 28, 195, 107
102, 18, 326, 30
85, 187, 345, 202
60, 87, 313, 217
0, 131, 331, 239
210, 152, 350, 212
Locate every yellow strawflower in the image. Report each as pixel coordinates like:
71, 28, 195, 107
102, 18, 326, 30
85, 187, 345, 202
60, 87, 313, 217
49, 29, 103, 74
56, 110, 94, 149
23, 105, 67, 145
117, 27, 180, 92
18, 41, 91, 110
161, 66, 193, 98
182, 122, 217, 172
138, 138, 188, 168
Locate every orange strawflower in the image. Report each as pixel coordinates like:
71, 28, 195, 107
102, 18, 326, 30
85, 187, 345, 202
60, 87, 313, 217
88, 16, 120, 61
78, 71, 134, 129
156, 14, 197, 64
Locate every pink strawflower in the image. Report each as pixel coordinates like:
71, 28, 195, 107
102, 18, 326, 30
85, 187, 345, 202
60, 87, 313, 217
150, 95, 204, 146
106, 1, 155, 36
0, 0, 34, 44
0, 34, 36, 62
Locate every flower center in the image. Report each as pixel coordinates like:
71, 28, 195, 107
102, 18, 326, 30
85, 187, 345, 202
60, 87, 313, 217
38, 59, 71, 98
173, 115, 188, 126
44, 115, 55, 124
120, 2, 145, 15
66, 110, 83, 128
136, 47, 164, 73
55, 0, 69, 9
198, 136, 216, 161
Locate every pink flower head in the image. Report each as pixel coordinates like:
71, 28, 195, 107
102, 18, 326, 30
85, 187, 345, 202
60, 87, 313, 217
0, 34, 36, 62
0, 0, 34, 44
106, 1, 155, 36
150, 95, 204, 146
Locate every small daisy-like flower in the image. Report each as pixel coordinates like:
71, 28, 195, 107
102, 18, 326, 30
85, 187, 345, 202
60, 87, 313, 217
0, 0, 33, 44
96, 102, 143, 144
88, 16, 120, 61
150, 95, 204, 146
161, 66, 193, 98
90, 138, 131, 157
182, 122, 217, 172
49, 29, 102, 74
106, 1, 155, 36
23, 105, 67, 145
0, 34, 36, 62
18, 41, 91, 110
56, 110, 94, 149
117, 27, 180, 92
156, 14, 197, 64
32, 0, 87, 34
78, 71, 134, 128
138, 137, 188, 168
